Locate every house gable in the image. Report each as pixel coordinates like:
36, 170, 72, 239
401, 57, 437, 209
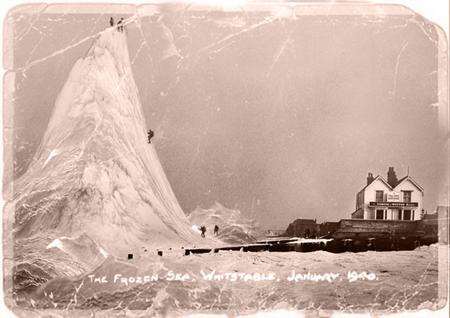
363, 176, 392, 203
364, 175, 392, 192
394, 176, 423, 193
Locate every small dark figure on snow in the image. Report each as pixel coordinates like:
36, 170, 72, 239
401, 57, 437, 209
214, 225, 219, 236
109, 17, 114, 27
117, 17, 124, 32
147, 129, 154, 144
200, 226, 206, 238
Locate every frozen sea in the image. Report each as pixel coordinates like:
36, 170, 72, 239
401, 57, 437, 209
8, 243, 443, 316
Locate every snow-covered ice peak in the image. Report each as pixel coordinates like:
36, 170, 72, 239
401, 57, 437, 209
90, 27, 133, 75
11, 27, 202, 255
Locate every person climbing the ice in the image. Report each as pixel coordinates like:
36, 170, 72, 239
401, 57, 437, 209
117, 17, 124, 32
120, 17, 125, 32
109, 17, 114, 27
147, 129, 154, 144
200, 225, 206, 238
214, 225, 219, 236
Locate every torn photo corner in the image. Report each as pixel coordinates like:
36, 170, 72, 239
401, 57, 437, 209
2, 2, 449, 317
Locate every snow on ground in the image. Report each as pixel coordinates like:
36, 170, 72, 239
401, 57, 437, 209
12, 243, 441, 315
257, 237, 333, 245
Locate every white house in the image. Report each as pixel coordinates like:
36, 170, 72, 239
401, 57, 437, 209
351, 167, 423, 221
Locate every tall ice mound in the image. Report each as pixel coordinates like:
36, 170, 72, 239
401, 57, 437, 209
11, 28, 198, 254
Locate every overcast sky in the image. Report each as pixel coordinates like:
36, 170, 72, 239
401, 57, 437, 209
7, 4, 448, 229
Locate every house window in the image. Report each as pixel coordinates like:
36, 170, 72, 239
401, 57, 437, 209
403, 191, 412, 203
376, 191, 384, 202
403, 210, 412, 220
376, 210, 384, 220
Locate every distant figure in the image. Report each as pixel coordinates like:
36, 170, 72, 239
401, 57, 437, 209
200, 226, 206, 238
305, 228, 311, 238
109, 17, 114, 27
214, 225, 219, 236
117, 17, 124, 32
147, 129, 154, 143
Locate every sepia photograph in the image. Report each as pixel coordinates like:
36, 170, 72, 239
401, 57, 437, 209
1, 1, 449, 317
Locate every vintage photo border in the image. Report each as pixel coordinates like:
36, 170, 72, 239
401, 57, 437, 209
1, 1, 448, 317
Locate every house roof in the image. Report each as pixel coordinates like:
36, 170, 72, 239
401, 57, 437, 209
359, 175, 392, 193
394, 175, 424, 192
396, 175, 408, 185
359, 174, 424, 193
292, 219, 317, 224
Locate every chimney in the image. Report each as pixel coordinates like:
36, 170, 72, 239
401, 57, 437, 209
367, 172, 374, 185
387, 167, 398, 187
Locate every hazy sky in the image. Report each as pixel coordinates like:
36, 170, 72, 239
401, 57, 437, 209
7, 4, 448, 229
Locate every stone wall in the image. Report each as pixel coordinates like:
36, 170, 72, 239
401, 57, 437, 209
332, 219, 432, 240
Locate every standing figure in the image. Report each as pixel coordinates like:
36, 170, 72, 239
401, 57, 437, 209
214, 225, 219, 236
109, 17, 114, 27
200, 226, 206, 238
147, 129, 154, 144
117, 17, 124, 32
